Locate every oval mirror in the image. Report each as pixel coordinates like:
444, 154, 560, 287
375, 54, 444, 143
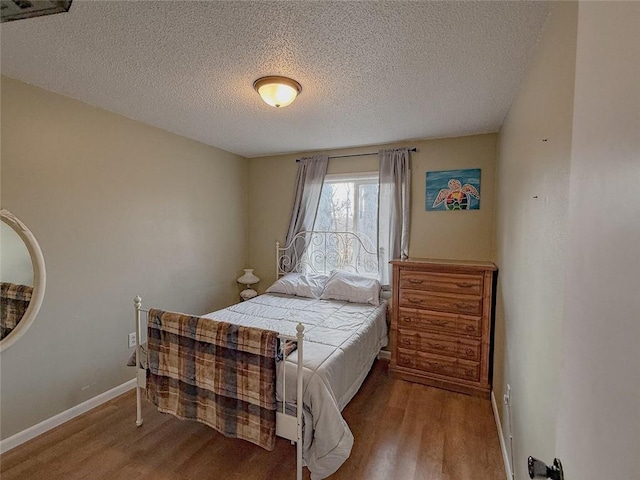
0, 209, 46, 352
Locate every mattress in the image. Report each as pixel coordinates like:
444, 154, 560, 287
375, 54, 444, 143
201, 293, 388, 479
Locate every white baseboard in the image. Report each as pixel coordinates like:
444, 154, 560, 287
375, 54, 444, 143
0, 378, 136, 454
491, 390, 512, 480
377, 349, 391, 360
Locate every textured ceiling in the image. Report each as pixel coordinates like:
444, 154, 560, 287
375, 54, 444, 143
1, 1, 550, 158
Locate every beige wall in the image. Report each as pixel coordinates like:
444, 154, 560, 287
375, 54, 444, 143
493, 2, 577, 478
556, 3, 640, 478
0, 77, 248, 440
248, 134, 497, 289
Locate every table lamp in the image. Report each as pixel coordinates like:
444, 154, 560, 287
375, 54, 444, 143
237, 268, 259, 301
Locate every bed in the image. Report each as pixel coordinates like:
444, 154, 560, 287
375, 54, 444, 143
132, 231, 388, 480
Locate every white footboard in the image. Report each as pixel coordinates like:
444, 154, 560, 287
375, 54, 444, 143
133, 296, 305, 480
134, 295, 144, 427
275, 323, 305, 480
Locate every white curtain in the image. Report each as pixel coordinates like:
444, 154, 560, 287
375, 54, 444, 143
283, 155, 329, 272
378, 148, 410, 286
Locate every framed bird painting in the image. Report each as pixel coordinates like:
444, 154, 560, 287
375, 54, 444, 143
426, 169, 481, 211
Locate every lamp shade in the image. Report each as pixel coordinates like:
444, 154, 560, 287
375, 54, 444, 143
253, 76, 302, 108
237, 269, 260, 286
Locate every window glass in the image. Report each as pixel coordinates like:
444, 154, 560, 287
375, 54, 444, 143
315, 172, 379, 250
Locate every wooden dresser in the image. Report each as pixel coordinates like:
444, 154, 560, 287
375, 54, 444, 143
389, 258, 497, 398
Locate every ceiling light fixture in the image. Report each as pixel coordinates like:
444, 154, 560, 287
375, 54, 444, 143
1, 0, 73, 23
253, 76, 302, 108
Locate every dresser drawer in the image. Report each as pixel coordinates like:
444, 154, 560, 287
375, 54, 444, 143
397, 349, 480, 382
400, 271, 483, 296
397, 329, 481, 361
398, 307, 482, 337
399, 289, 482, 316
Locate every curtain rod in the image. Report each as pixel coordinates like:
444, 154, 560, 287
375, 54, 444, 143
296, 147, 417, 162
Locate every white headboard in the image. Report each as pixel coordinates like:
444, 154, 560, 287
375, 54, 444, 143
276, 231, 379, 278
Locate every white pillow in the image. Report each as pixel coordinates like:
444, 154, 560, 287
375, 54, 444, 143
320, 270, 381, 306
265, 273, 328, 299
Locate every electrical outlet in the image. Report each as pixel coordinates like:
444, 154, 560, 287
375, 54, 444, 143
504, 383, 511, 405
128, 332, 137, 348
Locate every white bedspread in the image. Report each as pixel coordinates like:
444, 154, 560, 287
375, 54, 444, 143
202, 293, 388, 479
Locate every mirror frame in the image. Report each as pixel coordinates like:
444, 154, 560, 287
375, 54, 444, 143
0, 209, 46, 352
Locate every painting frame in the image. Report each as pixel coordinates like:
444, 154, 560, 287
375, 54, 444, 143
425, 168, 481, 211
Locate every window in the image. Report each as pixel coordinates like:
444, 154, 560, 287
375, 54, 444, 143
287, 153, 408, 284
314, 172, 379, 250
314, 172, 378, 249
304, 172, 379, 274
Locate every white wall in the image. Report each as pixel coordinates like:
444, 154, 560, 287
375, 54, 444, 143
0, 77, 249, 440
556, 2, 640, 478
496, 2, 640, 478
493, 3, 577, 478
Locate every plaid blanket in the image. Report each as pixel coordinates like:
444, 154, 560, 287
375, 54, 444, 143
145, 308, 279, 450
1, 282, 33, 337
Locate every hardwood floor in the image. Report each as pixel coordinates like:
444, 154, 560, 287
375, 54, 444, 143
0, 360, 505, 480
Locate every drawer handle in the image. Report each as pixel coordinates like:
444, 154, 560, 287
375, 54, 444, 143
402, 316, 413, 323
454, 302, 475, 311
401, 338, 412, 345
425, 361, 443, 369
456, 282, 474, 288
464, 325, 477, 332
408, 279, 424, 284
408, 298, 424, 304
465, 348, 475, 356
432, 319, 449, 327
463, 369, 475, 377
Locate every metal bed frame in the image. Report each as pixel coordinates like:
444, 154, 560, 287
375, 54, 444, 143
134, 231, 378, 480
276, 230, 378, 278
